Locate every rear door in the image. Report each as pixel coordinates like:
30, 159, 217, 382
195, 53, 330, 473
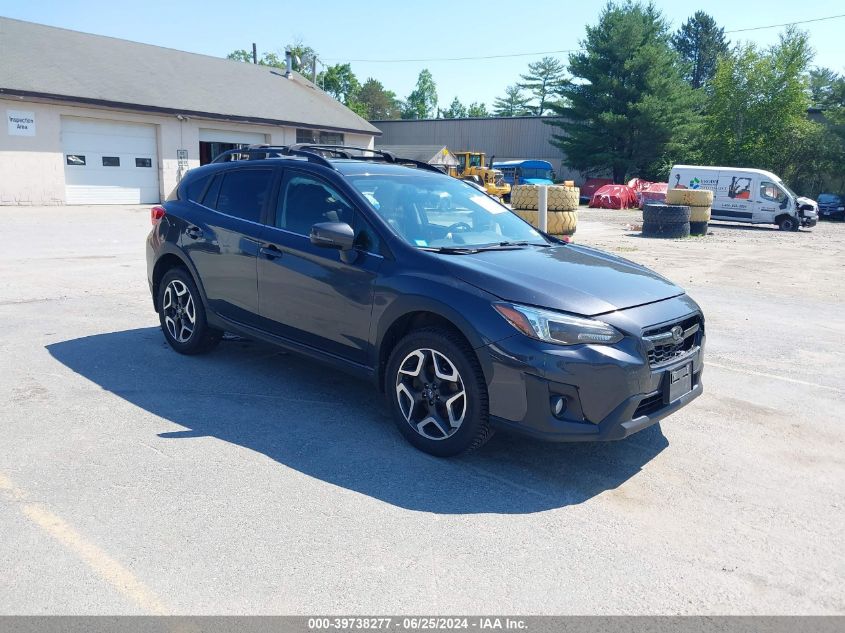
182, 166, 279, 326
256, 169, 383, 364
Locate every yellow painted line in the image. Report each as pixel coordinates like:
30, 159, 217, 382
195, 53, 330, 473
707, 361, 843, 394
0, 472, 169, 615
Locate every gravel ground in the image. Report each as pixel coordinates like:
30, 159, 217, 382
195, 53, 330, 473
0, 205, 843, 615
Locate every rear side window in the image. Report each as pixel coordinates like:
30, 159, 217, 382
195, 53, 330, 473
215, 169, 274, 223
185, 174, 211, 202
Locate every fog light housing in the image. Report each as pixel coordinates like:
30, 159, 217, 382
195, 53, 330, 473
551, 396, 567, 419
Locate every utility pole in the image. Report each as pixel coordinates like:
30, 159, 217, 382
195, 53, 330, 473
252, 42, 257, 64
311, 57, 318, 84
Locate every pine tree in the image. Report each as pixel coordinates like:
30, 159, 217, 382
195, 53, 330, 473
548, 2, 695, 182
493, 85, 533, 117
672, 11, 729, 89
518, 56, 567, 115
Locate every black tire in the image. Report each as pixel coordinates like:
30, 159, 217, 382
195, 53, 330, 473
385, 327, 493, 457
642, 222, 691, 239
643, 203, 691, 225
157, 267, 222, 355
778, 215, 799, 232
689, 221, 709, 235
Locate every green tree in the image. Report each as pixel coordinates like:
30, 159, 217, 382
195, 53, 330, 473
518, 56, 567, 115
317, 63, 361, 103
493, 85, 533, 117
442, 97, 468, 119
357, 78, 401, 120
467, 102, 489, 117
549, 1, 695, 182
703, 28, 843, 195
226, 42, 316, 73
808, 67, 845, 108
402, 69, 438, 119
671, 11, 729, 89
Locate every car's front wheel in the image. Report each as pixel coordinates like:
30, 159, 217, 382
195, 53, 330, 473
386, 327, 493, 456
157, 267, 221, 355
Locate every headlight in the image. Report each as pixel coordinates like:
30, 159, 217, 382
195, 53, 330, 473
493, 302, 623, 345
838, 206, 844, 211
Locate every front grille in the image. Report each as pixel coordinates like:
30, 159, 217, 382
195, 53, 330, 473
643, 315, 702, 367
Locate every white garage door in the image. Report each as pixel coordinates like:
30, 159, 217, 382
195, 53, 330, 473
62, 117, 160, 204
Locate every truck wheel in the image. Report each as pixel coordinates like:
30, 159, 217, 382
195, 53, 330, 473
778, 216, 799, 232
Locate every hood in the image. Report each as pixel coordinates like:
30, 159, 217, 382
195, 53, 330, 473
441, 244, 684, 316
797, 196, 818, 214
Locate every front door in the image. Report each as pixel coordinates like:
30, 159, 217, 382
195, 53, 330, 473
756, 180, 789, 223
256, 170, 383, 365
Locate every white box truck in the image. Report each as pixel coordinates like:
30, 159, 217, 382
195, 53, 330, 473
668, 165, 818, 231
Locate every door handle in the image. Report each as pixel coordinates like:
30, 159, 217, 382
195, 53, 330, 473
185, 225, 203, 239
259, 245, 282, 259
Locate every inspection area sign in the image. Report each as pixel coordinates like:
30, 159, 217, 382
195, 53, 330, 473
7, 110, 36, 136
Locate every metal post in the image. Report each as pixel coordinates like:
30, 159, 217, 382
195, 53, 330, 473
538, 185, 548, 233
252, 43, 257, 64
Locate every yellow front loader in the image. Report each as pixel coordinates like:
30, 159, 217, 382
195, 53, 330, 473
448, 151, 511, 200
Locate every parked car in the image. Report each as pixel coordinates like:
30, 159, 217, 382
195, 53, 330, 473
668, 165, 818, 231
147, 145, 705, 456
817, 193, 845, 220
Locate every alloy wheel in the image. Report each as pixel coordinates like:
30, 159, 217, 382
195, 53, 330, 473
395, 348, 467, 440
162, 279, 196, 343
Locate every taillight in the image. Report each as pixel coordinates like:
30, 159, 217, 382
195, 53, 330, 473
151, 205, 166, 225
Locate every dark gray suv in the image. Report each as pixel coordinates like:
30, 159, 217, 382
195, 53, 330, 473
146, 145, 705, 456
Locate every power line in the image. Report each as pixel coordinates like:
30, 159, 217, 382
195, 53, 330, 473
725, 13, 845, 33
327, 49, 583, 64
321, 12, 845, 64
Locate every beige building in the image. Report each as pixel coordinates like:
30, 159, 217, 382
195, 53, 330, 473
0, 17, 379, 205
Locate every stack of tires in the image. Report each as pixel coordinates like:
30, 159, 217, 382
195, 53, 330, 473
510, 184, 579, 236
642, 203, 691, 238
665, 188, 714, 235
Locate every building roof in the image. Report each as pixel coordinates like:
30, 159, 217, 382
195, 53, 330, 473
0, 17, 380, 136
375, 144, 459, 166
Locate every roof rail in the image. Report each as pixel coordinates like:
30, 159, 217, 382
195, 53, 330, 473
210, 145, 334, 169
291, 144, 444, 174
211, 143, 444, 174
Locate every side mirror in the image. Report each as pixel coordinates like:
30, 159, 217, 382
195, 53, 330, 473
310, 221, 355, 250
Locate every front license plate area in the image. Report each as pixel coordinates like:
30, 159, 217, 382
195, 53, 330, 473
665, 363, 692, 403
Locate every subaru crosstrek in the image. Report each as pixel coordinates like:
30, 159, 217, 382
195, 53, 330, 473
146, 145, 705, 456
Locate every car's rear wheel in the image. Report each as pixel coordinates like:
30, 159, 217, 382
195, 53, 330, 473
157, 268, 221, 355
386, 327, 493, 456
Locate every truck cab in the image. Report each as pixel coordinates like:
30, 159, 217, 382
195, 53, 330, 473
668, 165, 818, 231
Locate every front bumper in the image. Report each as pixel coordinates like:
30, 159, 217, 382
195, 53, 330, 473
802, 216, 818, 227
481, 295, 705, 442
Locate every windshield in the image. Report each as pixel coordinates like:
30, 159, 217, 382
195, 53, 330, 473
818, 193, 840, 203
351, 173, 549, 249
777, 180, 798, 199
520, 168, 554, 181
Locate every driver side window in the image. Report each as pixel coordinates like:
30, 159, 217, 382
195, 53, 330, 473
276, 173, 380, 253
760, 181, 785, 203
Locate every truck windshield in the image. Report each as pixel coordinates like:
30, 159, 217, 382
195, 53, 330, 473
351, 173, 549, 250
778, 180, 798, 199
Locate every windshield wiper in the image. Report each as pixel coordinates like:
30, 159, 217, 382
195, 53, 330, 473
419, 246, 479, 254
494, 241, 552, 248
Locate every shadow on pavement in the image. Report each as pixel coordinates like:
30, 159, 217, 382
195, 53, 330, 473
47, 327, 668, 514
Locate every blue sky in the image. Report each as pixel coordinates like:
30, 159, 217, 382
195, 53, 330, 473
2, 0, 843, 112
